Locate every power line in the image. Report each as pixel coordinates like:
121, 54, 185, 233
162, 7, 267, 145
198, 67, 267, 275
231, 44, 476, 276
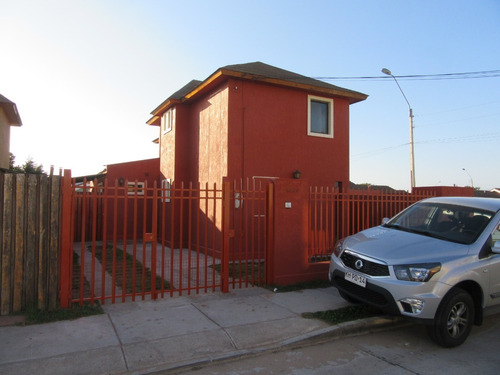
417, 132, 500, 145
352, 132, 500, 160
314, 69, 500, 81
418, 112, 499, 128
351, 143, 407, 161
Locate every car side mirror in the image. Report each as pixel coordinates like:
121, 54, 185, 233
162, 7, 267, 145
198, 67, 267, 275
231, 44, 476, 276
381, 217, 390, 225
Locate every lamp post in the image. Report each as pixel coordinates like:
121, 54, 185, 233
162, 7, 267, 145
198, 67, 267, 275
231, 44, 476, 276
462, 168, 474, 188
382, 68, 416, 190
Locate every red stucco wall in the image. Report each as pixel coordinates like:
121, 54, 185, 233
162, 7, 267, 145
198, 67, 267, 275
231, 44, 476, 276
189, 84, 229, 185
160, 106, 193, 182
227, 78, 350, 188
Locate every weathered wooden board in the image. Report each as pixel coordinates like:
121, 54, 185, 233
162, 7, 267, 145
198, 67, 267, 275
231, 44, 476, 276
0, 172, 62, 315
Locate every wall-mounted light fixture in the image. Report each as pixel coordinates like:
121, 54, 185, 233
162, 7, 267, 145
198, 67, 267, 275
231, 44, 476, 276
293, 170, 301, 179
234, 192, 242, 209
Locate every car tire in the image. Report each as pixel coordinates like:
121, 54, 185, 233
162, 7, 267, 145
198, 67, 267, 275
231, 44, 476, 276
339, 290, 360, 304
427, 288, 474, 348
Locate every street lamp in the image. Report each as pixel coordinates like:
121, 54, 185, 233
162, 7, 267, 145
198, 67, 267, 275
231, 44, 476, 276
462, 168, 474, 188
382, 68, 416, 190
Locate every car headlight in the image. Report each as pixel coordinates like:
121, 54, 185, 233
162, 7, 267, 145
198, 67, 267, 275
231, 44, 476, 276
333, 239, 345, 258
394, 263, 441, 282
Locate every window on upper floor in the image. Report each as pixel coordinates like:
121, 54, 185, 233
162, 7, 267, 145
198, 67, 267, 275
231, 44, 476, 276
161, 108, 175, 134
307, 95, 333, 138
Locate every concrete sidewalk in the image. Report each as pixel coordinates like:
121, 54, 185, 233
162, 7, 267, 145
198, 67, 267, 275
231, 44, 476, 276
0, 287, 401, 375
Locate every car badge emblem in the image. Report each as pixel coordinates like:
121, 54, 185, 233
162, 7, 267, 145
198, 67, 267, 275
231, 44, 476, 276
355, 260, 364, 270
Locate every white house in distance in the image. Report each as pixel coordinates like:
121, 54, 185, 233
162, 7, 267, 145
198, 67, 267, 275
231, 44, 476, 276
0, 94, 23, 170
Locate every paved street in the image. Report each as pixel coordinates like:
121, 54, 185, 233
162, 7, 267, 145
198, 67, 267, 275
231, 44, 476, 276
167, 313, 500, 375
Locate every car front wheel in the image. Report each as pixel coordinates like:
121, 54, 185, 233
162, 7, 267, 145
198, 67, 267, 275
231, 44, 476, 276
427, 288, 474, 348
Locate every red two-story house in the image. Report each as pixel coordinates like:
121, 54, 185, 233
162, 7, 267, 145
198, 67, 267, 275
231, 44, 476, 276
147, 62, 367, 190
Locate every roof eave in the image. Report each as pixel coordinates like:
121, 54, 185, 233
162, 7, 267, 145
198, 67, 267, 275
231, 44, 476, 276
0, 103, 23, 126
150, 98, 181, 118
219, 68, 368, 103
147, 115, 160, 126
188, 68, 368, 104
183, 70, 224, 100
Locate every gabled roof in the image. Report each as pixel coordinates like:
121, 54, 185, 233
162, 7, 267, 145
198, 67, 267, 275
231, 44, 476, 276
0, 94, 22, 126
147, 62, 368, 125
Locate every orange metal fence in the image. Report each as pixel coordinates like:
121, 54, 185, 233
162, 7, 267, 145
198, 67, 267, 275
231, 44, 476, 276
308, 188, 436, 261
58, 170, 438, 307
59, 173, 269, 307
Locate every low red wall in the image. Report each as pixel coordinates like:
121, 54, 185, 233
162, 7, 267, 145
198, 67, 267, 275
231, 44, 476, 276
413, 186, 474, 197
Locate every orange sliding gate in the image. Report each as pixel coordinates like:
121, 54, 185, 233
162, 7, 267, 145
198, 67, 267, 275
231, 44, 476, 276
59, 171, 271, 307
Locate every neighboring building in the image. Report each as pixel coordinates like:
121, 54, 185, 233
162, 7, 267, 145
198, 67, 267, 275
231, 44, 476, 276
73, 158, 161, 241
474, 188, 500, 198
147, 62, 367, 190
0, 94, 22, 170
74, 158, 161, 185
350, 182, 405, 193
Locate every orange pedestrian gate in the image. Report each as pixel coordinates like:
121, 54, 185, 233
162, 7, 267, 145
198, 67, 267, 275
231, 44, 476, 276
59, 174, 272, 307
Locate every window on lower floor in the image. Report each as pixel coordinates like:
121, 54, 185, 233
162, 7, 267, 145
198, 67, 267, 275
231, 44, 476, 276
161, 178, 171, 203
307, 95, 333, 138
127, 181, 145, 195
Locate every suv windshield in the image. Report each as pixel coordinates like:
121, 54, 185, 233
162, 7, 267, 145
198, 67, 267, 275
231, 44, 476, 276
384, 202, 493, 244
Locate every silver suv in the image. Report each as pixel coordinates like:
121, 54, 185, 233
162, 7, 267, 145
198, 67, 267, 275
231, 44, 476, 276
329, 196, 500, 347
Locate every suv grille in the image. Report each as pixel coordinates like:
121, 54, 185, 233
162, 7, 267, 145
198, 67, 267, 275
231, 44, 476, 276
340, 251, 389, 277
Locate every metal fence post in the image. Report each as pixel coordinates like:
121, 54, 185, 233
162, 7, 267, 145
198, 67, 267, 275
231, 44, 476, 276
265, 182, 274, 285
151, 181, 158, 300
221, 181, 230, 293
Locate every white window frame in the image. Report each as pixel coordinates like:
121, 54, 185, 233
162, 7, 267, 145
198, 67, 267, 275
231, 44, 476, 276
161, 108, 175, 135
127, 181, 145, 196
161, 178, 171, 203
307, 95, 334, 138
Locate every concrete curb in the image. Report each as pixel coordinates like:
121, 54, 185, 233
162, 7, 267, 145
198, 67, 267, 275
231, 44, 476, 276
124, 315, 407, 375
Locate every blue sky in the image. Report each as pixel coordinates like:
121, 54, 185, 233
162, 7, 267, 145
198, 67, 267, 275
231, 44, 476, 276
1, 0, 499, 191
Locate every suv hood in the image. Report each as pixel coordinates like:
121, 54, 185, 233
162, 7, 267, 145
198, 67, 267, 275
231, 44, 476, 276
343, 226, 468, 265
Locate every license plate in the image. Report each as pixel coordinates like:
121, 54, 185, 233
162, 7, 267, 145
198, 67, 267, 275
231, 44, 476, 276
345, 271, 366, 288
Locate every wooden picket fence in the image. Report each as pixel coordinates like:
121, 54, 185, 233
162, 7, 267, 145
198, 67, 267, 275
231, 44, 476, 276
0, 171, 61, 315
